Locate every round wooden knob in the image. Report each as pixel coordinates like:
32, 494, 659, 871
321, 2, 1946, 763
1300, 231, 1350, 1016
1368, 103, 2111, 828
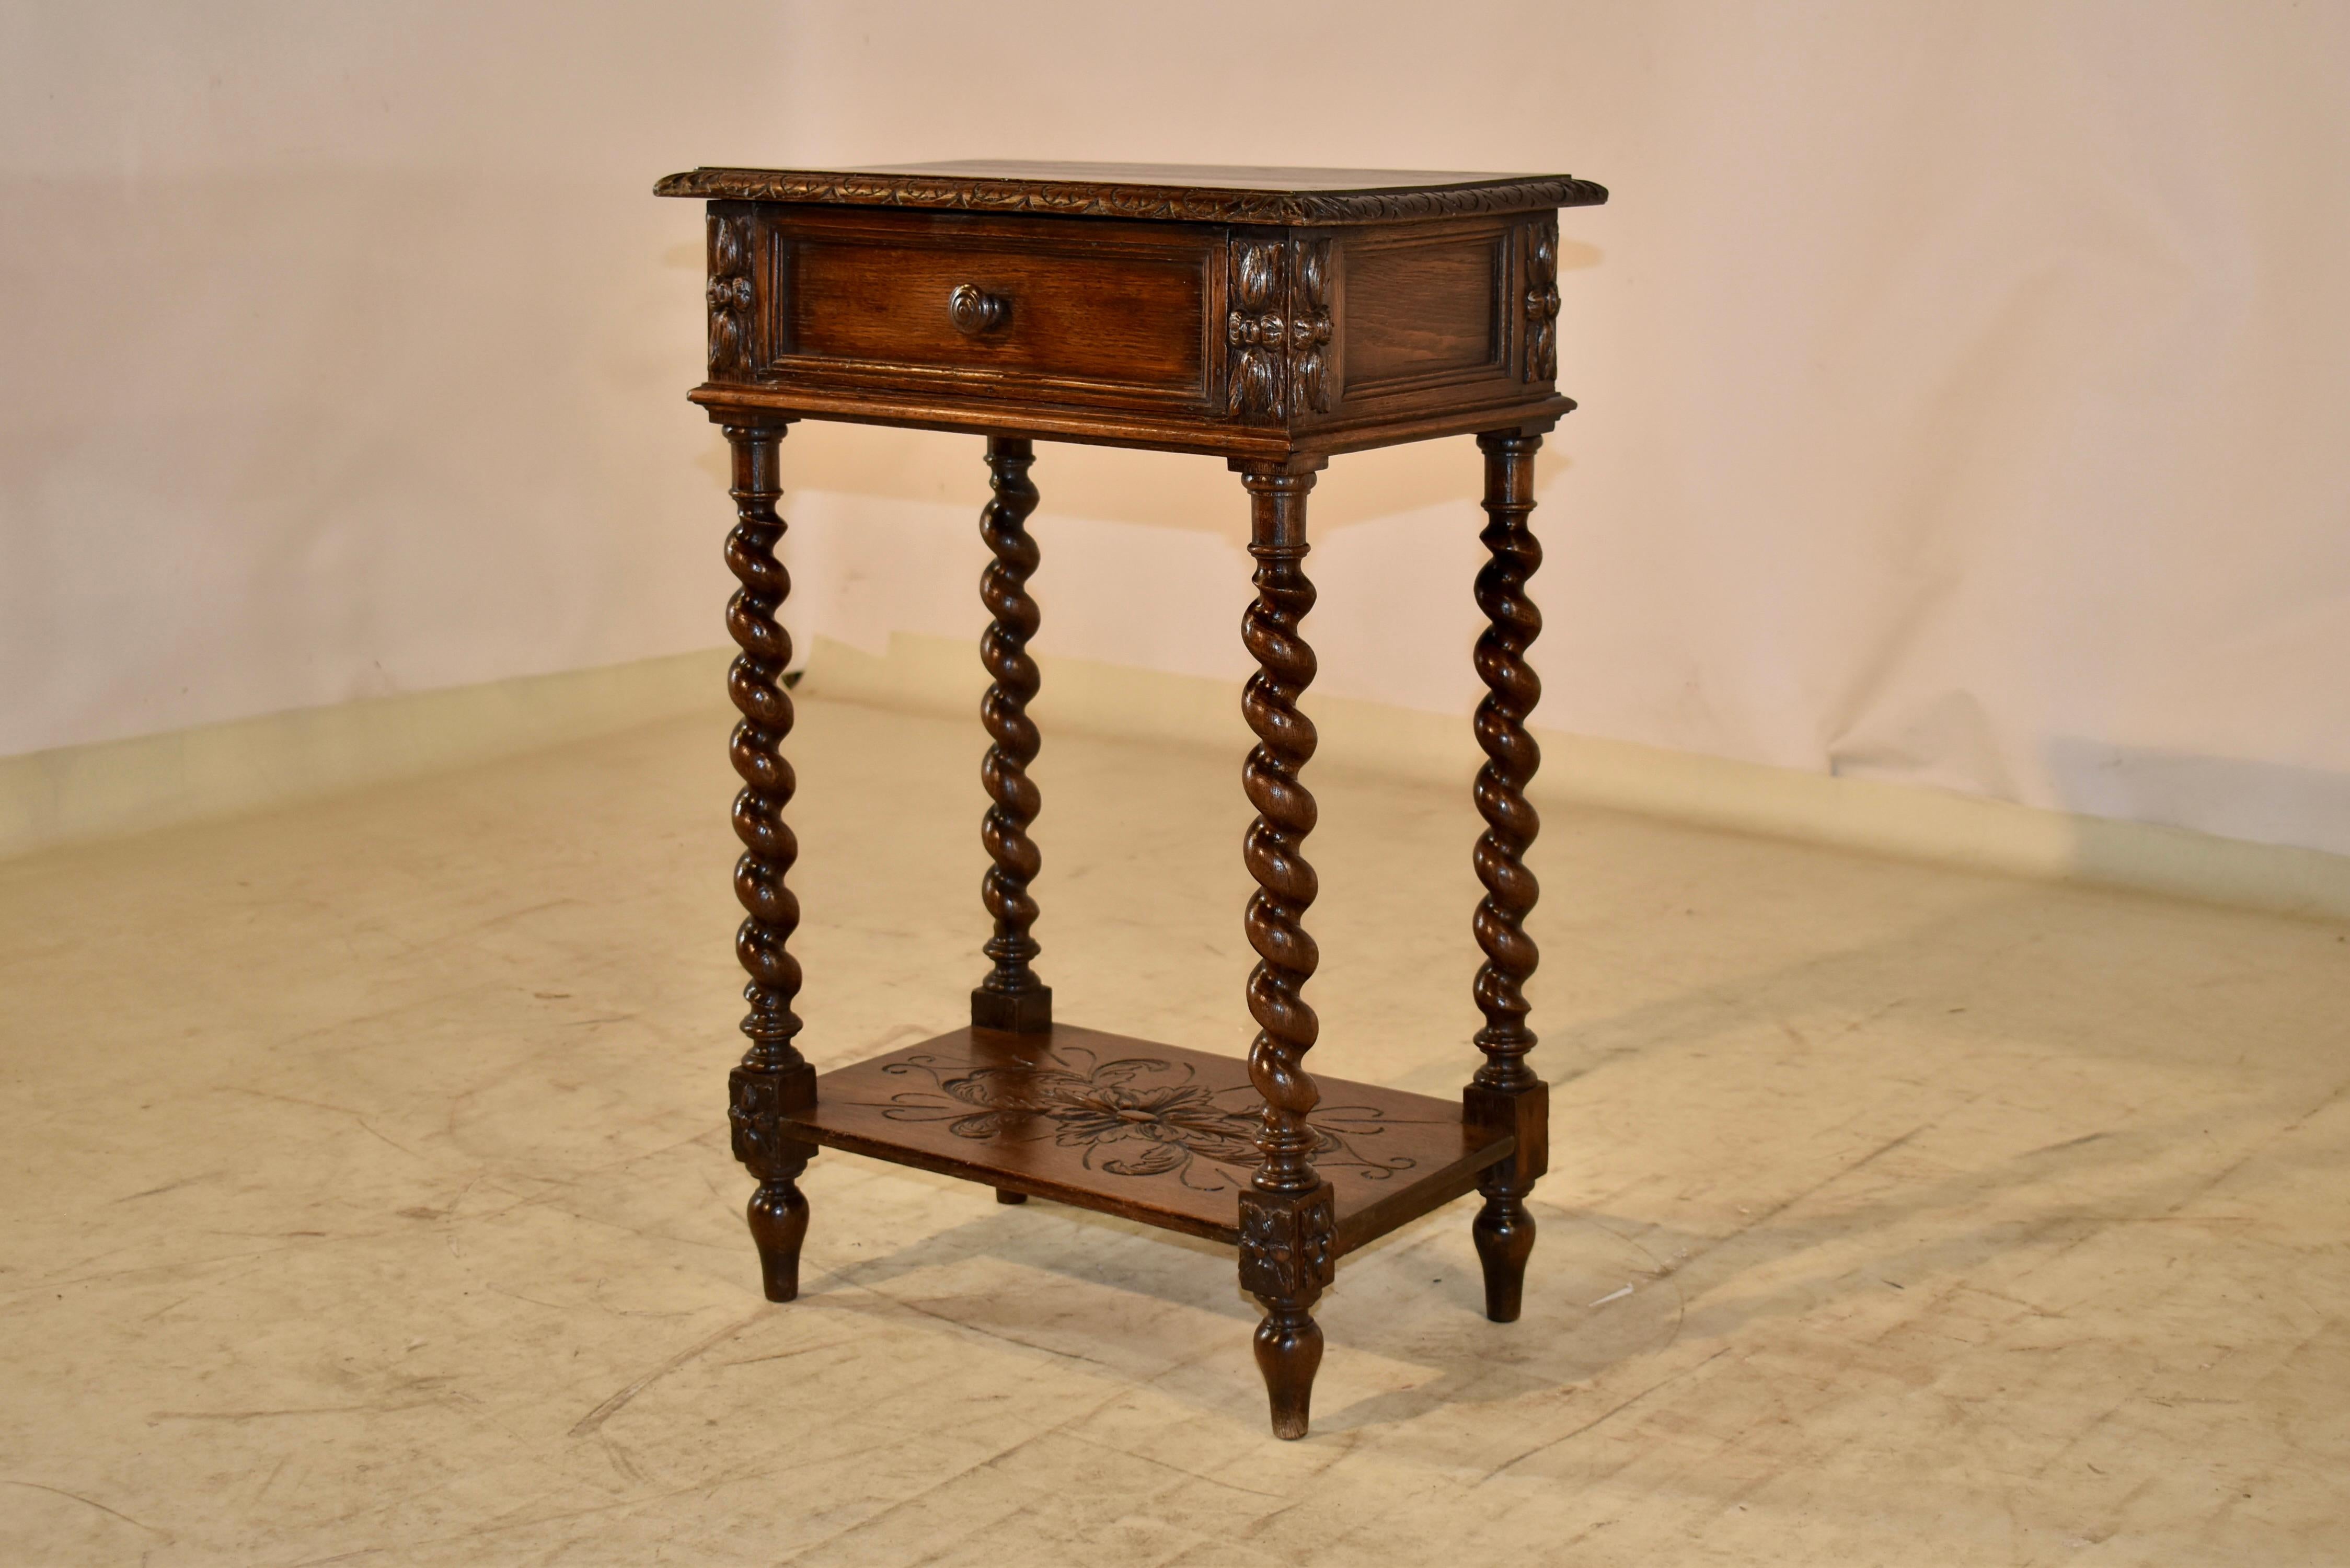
948, 283, 1009, 336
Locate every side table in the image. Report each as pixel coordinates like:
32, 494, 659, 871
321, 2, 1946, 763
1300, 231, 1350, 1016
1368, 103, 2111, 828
656, 161, 1608, 1437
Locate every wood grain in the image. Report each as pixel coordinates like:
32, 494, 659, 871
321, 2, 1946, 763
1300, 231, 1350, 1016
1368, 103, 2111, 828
780, 1024, 1512, 1254
676, 158, 1608, 1435
1343, 230, 1503, 390
657, 160, 1609, 225
787, 228, 1210, 391
971, 436, 1051, 1034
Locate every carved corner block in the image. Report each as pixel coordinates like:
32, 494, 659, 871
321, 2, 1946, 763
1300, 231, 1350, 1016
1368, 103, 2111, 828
706, 206, 761, 382
971, 983, 1053, 1034
1238, 1184, 1338, 1301
1465, 1078, 1549, 1184
728, 1059, 817, 1180
1289, 237, 1333, 415
1522, 216, 1560, 384
1226, 236, 1334, 424
1226, 239, 1287, 421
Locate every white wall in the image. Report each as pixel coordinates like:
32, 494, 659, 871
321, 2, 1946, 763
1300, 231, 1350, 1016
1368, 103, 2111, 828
8, 2, 2350, 857
0, 2, 778, 748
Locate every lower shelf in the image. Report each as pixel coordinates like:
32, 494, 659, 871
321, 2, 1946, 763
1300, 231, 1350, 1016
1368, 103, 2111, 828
782, 1023, 1514, 1254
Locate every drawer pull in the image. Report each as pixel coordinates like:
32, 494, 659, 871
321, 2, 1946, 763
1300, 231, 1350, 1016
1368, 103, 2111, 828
948, 283, 1009, 336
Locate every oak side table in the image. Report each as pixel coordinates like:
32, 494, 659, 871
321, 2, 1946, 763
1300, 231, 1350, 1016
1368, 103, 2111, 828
657, 161, 1608, 1438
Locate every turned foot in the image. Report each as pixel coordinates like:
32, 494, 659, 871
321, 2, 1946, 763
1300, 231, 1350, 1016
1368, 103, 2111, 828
746, 1178, 810, 1302
995, 1187, 1028, 1205
1252, 1302, 1324, 1440
1472, 1187, 1535, 1322
1239, 1184, 1335, 1439
1464, 430, 1551, 1329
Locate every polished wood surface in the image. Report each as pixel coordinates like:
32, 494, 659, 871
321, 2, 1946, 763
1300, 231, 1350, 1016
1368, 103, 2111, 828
778, 1024, 1512, 1253
971, 437, 1051, 1034
656, 160, 1608, 225
778, 211, 1216, 406
677, 160, 1604, 1435
717, 421, 818, 1305
1466, 431, 1551, 1324
663, 166, 1603, 459
1231, 457, 1340, 1435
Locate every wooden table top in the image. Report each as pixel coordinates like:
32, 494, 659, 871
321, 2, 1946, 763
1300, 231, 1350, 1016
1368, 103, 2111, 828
656, 160, 1608, 225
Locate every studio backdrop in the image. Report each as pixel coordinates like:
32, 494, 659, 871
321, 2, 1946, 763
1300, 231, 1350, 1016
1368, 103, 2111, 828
5, 1, 2346, 856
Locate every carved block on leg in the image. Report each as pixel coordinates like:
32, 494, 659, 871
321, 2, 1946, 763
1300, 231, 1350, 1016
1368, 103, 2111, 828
971, 983, 1054, 1034
1239, 1183, 1337, 1439
1465, 1080, 1548, 1323
730, 1060, 818, 1302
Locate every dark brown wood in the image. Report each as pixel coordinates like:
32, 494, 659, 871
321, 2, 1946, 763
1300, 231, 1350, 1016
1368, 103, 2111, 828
665, 167, 1607, 461
1466, 429, 1550, 1323
1343, 224, 1504, 389
656, 160, 1608, 225
676, 160, 1604, 1437
774, 1024, 1509, 1248
1232, 457, 1340, 1438
1241, 1182, 1334, 1439
776, 210, 1216, 405
972, 437, 1051, 1034
718, 420, 818, 1304
1521, 217, 1561, 383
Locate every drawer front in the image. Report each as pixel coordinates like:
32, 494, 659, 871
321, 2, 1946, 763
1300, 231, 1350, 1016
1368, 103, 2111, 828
761, 212, 1222, 411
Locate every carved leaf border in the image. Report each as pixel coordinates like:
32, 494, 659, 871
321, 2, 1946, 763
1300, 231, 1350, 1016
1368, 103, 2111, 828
660, 169, 1608, 224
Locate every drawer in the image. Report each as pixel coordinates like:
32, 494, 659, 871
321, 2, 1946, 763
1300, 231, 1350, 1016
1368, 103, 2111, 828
761, 211, 1221, 410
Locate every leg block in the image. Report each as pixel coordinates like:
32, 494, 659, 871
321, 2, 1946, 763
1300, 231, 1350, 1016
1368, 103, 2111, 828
971, 984, 1053, 1034
730, 1059, 818, 1302
1465, 1080, 1548, 1323
1239, 1183, 1337, 1439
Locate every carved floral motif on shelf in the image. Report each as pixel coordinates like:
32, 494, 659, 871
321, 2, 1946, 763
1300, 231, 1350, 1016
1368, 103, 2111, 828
876, 1047, 1415, 1192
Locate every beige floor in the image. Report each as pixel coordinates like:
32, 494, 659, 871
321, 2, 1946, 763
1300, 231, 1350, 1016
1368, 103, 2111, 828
3, 696, 2346, 1566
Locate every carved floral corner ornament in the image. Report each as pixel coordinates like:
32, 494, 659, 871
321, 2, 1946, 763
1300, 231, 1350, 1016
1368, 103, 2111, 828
707, 212, 756, 379
1226, 238, 1335, 421
728, 1063, 814, 1181
877, 1047, 1414, 1193
1238, 1187, 1337, 1301
1523, 219, 1560, 383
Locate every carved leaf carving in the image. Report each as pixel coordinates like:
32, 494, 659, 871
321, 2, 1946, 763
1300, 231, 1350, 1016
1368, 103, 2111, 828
877, 1047, 1413, 1194
1523, 218, 1560, 383
658, 168, 1609, 225
1227, 240, 1288, 420
707, 212, 756, 379
1238, 1190, 1338, 1299
1289, 239, 1334, 414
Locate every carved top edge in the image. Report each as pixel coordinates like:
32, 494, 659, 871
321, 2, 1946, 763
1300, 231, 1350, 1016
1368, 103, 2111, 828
654, 163, 1609, 224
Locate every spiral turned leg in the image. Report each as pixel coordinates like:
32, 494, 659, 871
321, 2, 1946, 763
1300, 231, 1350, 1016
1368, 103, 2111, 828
972, 437, 1053, 1034
1231, 458, 1338, 1439
719, 421, 818, 1304
1464, 430, 1550, 1325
